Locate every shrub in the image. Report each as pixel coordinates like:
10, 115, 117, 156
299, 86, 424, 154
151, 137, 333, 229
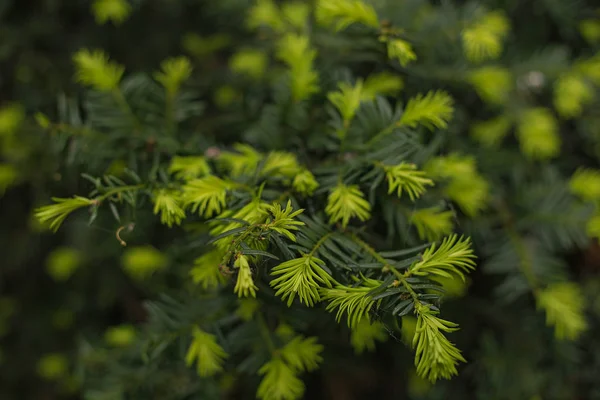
3, 0, 600, 399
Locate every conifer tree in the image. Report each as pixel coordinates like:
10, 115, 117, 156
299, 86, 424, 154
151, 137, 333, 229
2, 0, 600, 399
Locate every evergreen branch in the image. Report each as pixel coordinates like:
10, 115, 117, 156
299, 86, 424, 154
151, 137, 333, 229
262, 152, 301, 178
276, 34, 319, 102
320, 277, 380, 328
569, 168, 600, 202
270, 255, 334, 306
398, 91, 454, 131
73, 49, 124, 91
217, 144, 262, 177
182, 175, 232, 218
233, 254, 258, 298
316, 0, 380, 31
185, 326, 228, 377
92, 0, 131, 25
347, 233, 420, 303
386, 38, 417, 67
411, 207, 455, 242
154, 56, 193, 134
96, 184, 145, 202
516, 108, 560, 160
535, 282, 587, 341
209, 200, 271, 247
168, 156, 211, 181
361, 72, 404, 100
35, 196, 96, 232
328, 80, 364, 139
292, 170, 319, 196
407, 235, 476, 281
461, 10, 510, 63
279, 336, 324, 372
378, 162, 434, 201
265, 200, 305, 242
257, 358, 305, 400
412, 303, 466, 382
325, 183, 371, 228
308, 232, 335, 258
152, 189, 185, 227
190, 249, 227, 290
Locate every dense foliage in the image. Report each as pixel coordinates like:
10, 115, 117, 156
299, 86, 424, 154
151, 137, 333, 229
2, 0, 600, 399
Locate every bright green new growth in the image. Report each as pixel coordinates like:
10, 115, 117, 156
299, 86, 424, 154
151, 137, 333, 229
461, 10, 510, 63
325, 184, 371, 228
292, 170, 319, 196
265, 201, 305, 242
152, 190, 185, 227
471, 115, 512, 147
72, 49, 124, 91
34, 196, 95, 232
536, 282, 587, 340
386, 39, 417, 67
185, 326, 228, 377
271, 255, 334, 307
569, 168, 600, 202
247, 0, 286, 32
276, 34, 319, 102
554, 74, 594, 119
413, 303, 466, 382
190, 249, 227, 290
257, 358, 305, 400
361, 72, 404, 99
181, 175, 232, 218
399, 91, 454, 130
409, 235, 476, 281
469, 66, 512, 104
262, 152, 301, 178
328, 80, 364, 132
229, 49, 268, 79
411, 207, 455, 241
316, 0, 380, 31
92, 0, 131, 25
168, 156, 211, 180
425, 154, 490, 217
320, 278, 380, 328
154, 56, 192, 95
281, 2, 310, 29
516, 108, 560, 160
382, 163, 434, 201
233, 254, 258, 298
217, 143, 262, 177
279, 335, 324, 372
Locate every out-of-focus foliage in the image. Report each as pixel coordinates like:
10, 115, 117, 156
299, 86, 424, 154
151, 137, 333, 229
2, 0, 600, 400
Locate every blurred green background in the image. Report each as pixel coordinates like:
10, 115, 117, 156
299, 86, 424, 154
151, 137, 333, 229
0, 1, 248, 398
